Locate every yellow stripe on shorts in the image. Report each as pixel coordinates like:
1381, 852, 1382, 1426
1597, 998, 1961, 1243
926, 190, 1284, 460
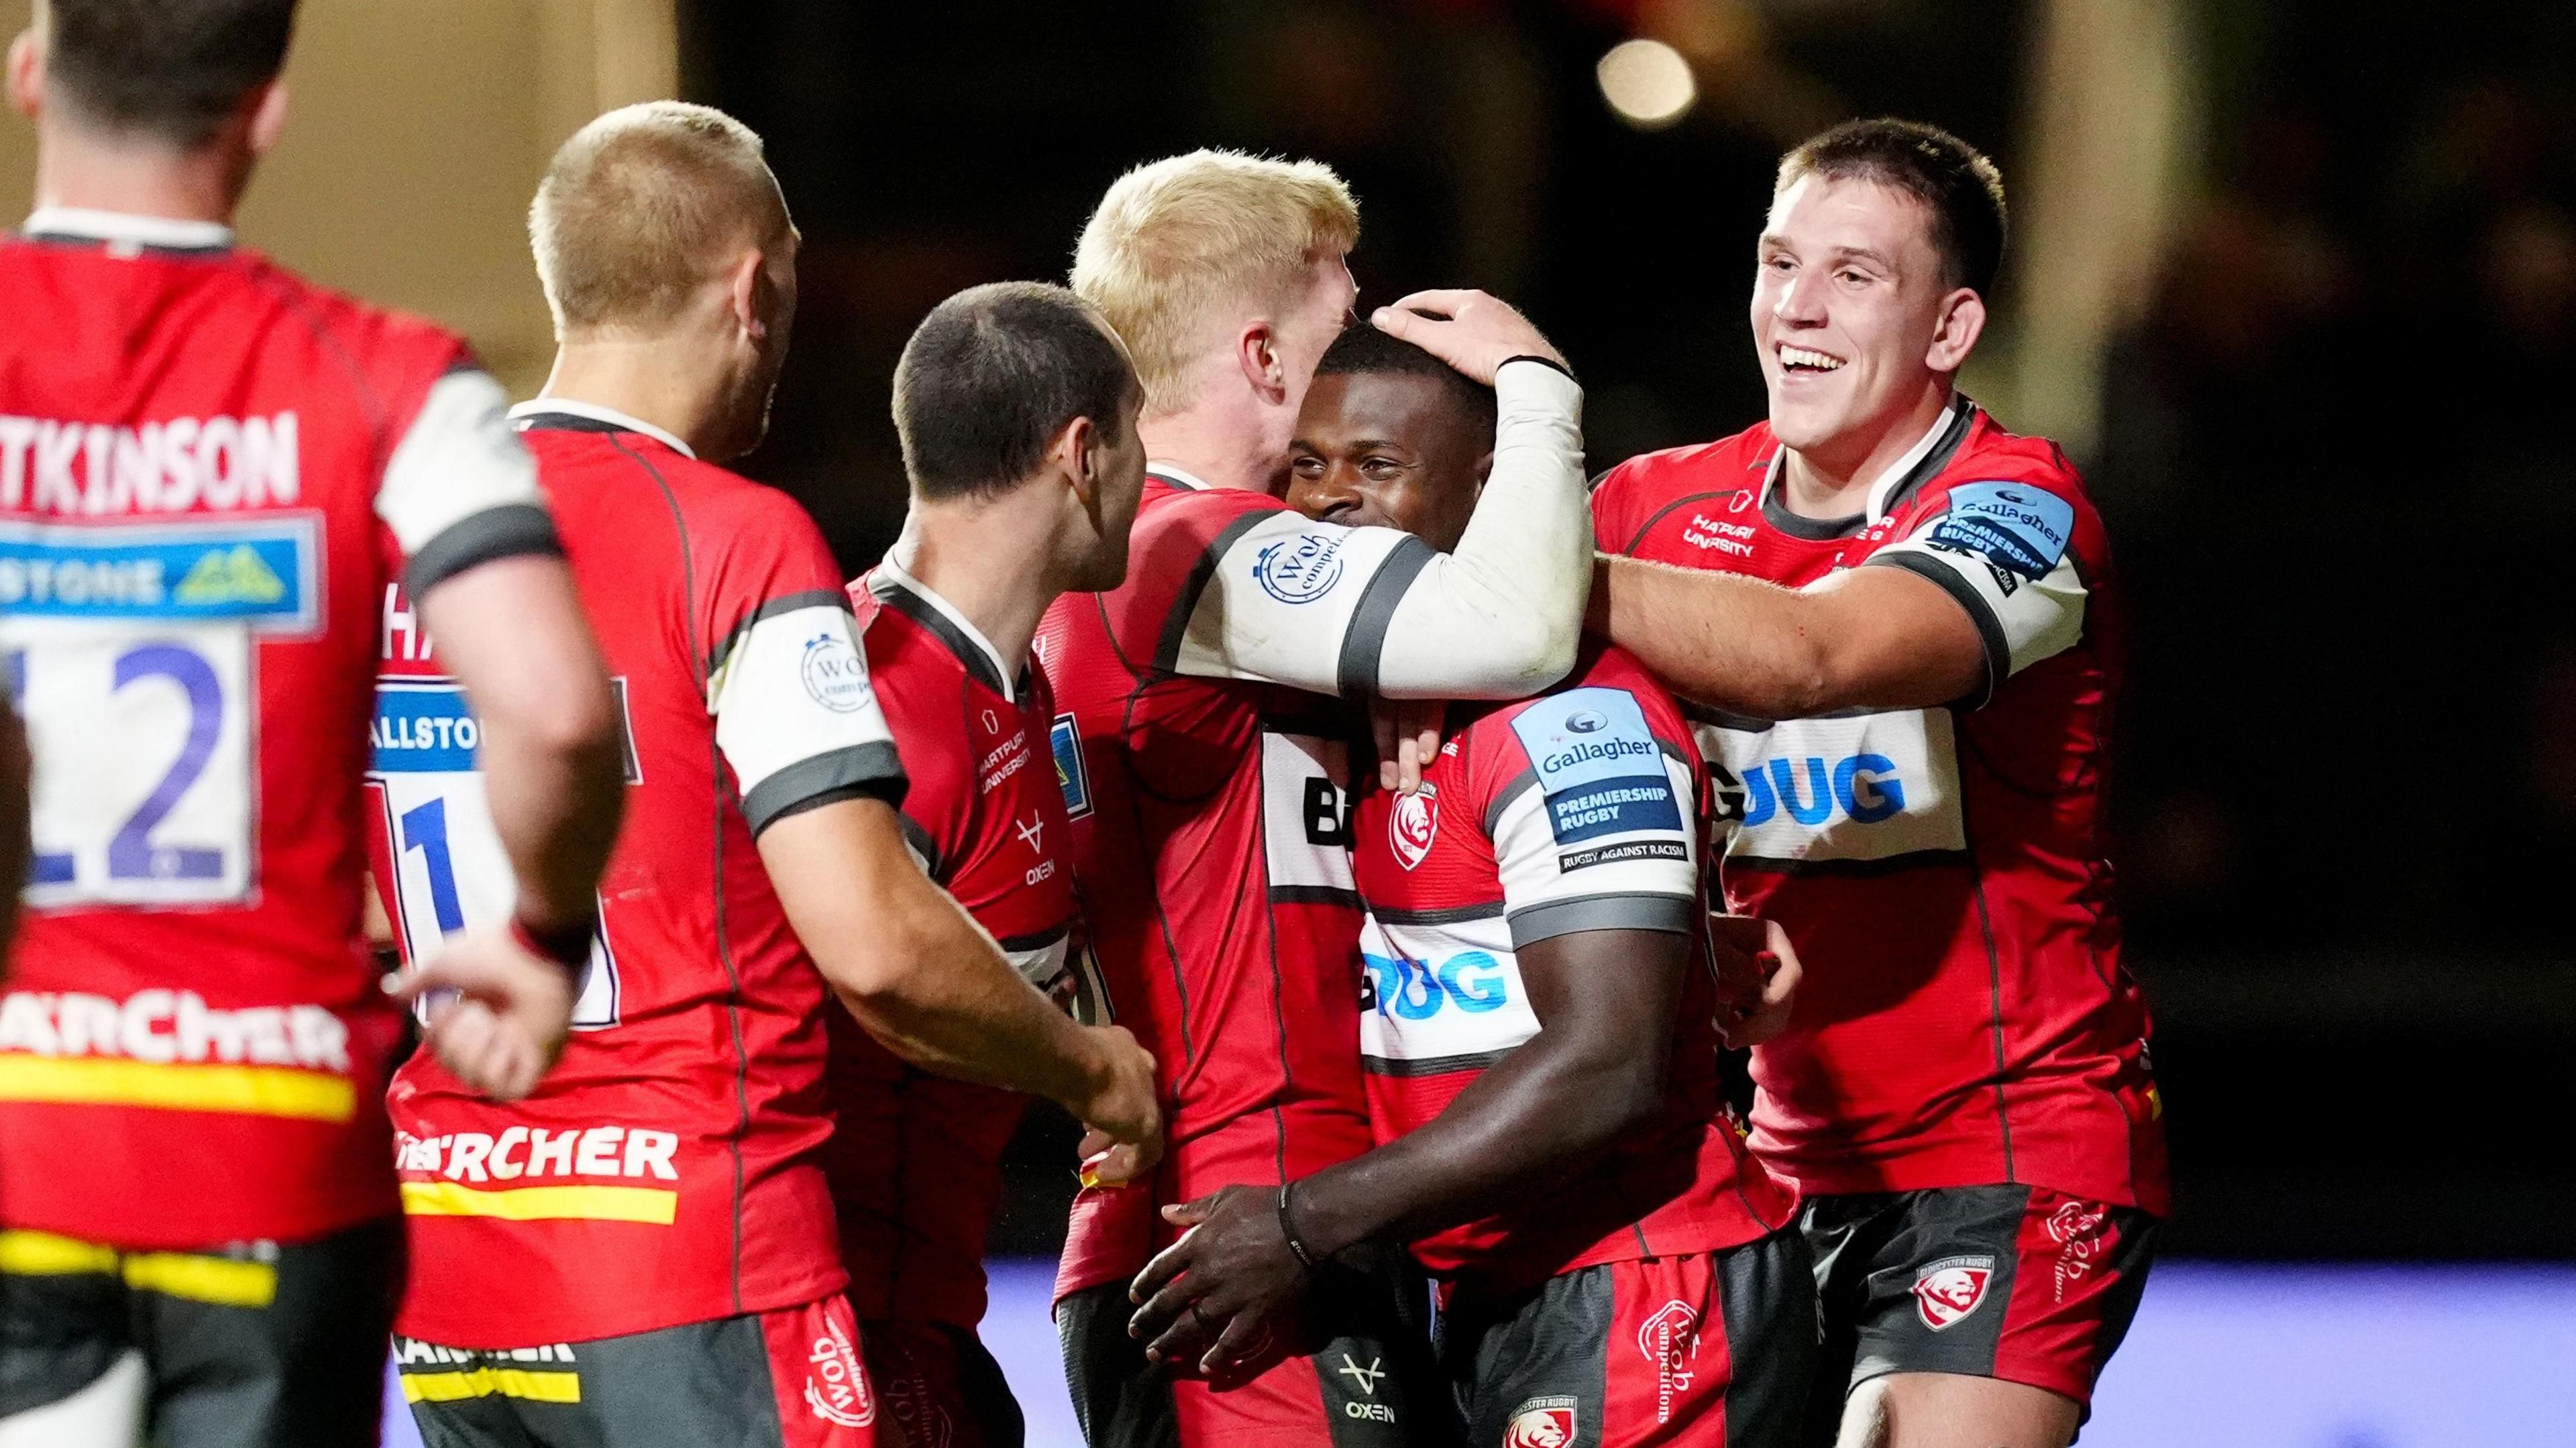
0, 1056, 354, 1121
400, 1180, 678, 1225
0, 1231, 277, 1306
401, 1368, 583, 1405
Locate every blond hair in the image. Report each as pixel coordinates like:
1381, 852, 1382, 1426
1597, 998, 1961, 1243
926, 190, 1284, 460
1071, 150, 1358, 412
530, 101, 786, 337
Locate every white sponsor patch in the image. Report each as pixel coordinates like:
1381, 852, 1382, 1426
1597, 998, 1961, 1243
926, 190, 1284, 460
1700, 709, 1965, 866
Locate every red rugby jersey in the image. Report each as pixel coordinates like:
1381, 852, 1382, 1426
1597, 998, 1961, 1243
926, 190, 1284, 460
1038, 471, 1413, 1300
1352, 644, 1793, 1300
1591, 396, 2167, 1214
826, 557, 1090, 1329
0, 210, 559, 1248
374, 402, 907, 1347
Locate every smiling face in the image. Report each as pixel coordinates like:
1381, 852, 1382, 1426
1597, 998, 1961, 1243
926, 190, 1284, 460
1285, 369, 1489, 552
1752, 172, 1977, 471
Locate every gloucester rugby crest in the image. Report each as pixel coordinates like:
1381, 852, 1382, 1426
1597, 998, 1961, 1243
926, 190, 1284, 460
1911, 1256, 1995, 1331
1389, 783, 1440, 870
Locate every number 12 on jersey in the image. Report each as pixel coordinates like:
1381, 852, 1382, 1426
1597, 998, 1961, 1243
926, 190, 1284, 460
371, 678, 620, 1029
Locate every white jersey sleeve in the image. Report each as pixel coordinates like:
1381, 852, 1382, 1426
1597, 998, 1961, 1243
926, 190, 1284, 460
1485, 685, 1700, 950
377, 368, 558, 594
1171, 359, 1593, 700
707, 592, 907, 836
1866, 479, 2088, 702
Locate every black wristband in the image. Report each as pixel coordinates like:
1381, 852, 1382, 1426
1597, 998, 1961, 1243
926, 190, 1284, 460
511, 914, 594, 971
1499, 353, 1574, 382
1277, 1182, 1320, 1274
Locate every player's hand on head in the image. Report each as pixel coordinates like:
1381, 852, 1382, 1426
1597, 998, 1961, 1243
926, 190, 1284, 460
1371, 289, 1566, 385
1069, 1025, 1163, 1178
1708, 913, 1800, 1050
1128, 1186, 1303, 1382
390, 931, 578, 1101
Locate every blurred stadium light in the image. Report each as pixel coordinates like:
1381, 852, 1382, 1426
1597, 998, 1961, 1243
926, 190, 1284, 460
1597, 38, 1698, 128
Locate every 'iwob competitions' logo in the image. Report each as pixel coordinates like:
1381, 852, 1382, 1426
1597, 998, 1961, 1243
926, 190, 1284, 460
1251, 532, 1347, 604
800, 630, 872, 713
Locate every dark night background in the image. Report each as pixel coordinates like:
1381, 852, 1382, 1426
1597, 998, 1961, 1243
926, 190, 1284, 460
678, 0, 2576, 1263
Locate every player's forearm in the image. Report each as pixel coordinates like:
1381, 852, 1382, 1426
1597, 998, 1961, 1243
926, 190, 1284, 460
1371, 361, 1591, 699
421, 557, 625, 933
1289, 1033, 1662, 1259
829, 884, 1112, 1109
764, 803, 1112, 1113
1596, 553, 1837, 719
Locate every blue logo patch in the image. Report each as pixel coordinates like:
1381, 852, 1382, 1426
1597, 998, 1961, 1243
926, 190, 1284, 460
1251, 532, 1348, 604
372, 682, 478, 773
1051, 712, 1091, 819
0, 517, 317, 628
1508, 687, 1682, 844
1362, 950, 1511, 1021
1926, 482, 2074, 581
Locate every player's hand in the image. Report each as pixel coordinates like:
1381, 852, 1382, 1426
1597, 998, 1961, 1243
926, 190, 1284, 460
1370, 695, 1448, 793
1371, 289, 1566, 385
1128, 1186, 1305, 1382
389, 932, 578, 1101
1709, 913, 1799, 1049
1067, 1025, 1163, 1182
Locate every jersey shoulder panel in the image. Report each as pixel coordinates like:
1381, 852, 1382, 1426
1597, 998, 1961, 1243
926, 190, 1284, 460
857, 600, 976, 870
228, 251, 474, 448
1589, 425, 1777, 557
1102, 481, 1294, 668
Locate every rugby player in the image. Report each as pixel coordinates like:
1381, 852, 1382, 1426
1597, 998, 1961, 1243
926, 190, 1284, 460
0, 3, 627, 1445
1131, 323, 1814, 1447
830, 280, 1145, 1448
1586, 120, 2165, 1448
1039, 151, 1590, 1446
370, 107, 1158, 1448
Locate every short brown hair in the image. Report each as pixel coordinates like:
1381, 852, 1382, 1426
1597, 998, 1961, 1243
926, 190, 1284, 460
1777, 119, 2008, 298
40, 0, 297, 146
1071, 150, 1358, 413
529, 102, 786, 337
893, 282, 1134, 502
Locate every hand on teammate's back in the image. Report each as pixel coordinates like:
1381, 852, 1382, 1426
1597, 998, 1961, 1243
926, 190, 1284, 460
390, 933, 578, 1101
1370, 288, 1566, 384
1709, 913, 1801, 1049
1070, 1024, 1163, 1185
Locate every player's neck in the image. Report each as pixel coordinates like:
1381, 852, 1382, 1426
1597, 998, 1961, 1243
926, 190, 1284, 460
1136, 402, 1285, 494
537, 343, 735, 463
32, 121, 242, 227
890, 507, 1057, 684
1777, 382, 1955, 519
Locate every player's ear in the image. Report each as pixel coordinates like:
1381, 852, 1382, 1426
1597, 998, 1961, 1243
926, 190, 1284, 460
1236, 321, 1286, 404
727, 249, 767, 341
1058, 414, 1101, 507
1925, 288, 1986, 373
245, 80, 289, 157
7, 28, 44, 121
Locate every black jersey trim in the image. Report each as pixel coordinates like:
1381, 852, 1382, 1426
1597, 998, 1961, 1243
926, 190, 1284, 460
1368, 899, 1507, 927
405, 503, 563, 597
1336, 533, 1436, 696
1874, 396, 1980, 519
997, 924, 1073, 955
894, 810, 944, 880
1617, 490, 1752, 557
1152, 507, 1273, 674
1865, 551, 2003, 709
1268, 883, 1361, 909
869, 572, 1024, 698
1506, 891, 1695, 949
704, 588, 855, 679
1483, 770, 1539, 838
512, 410, 633, 438
1362, 1048, 1514, 1078
743, 741, 908, 837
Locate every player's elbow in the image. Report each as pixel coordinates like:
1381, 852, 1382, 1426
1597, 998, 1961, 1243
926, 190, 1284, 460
1466, 608, 1582, 697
